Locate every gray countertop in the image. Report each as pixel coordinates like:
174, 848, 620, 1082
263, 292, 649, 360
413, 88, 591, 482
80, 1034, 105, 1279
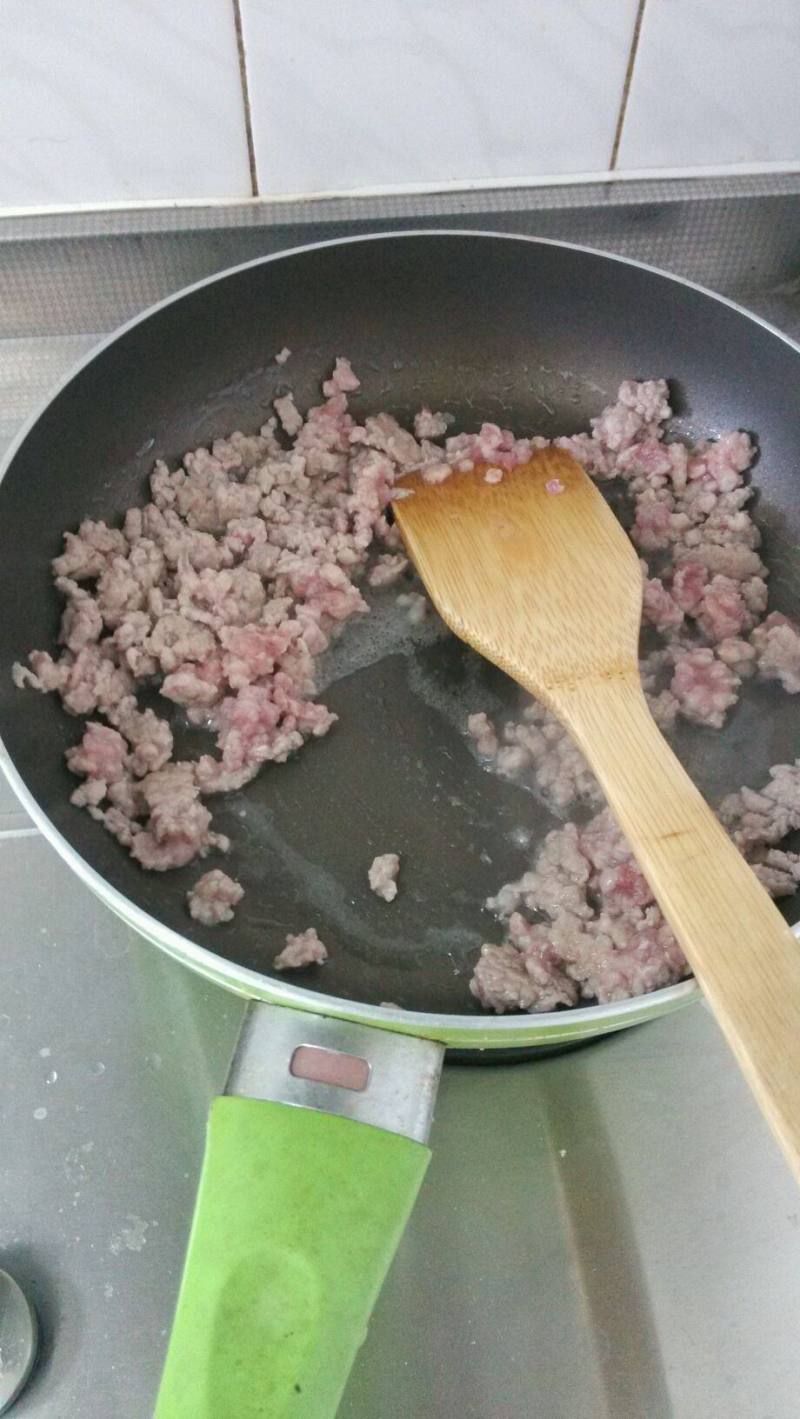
2, 180, 800, 1418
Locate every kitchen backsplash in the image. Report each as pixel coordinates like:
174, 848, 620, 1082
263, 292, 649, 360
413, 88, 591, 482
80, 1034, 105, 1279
1, 0, 798, 209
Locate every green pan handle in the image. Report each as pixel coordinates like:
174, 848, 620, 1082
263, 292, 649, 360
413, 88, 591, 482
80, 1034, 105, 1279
155, 1009, 440, 1419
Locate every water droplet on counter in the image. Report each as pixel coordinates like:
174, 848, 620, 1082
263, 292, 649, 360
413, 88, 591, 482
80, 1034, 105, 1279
38, 1047, 51, 1058
90, 1061, 106, 1077
45, 1070, 58, 1085
33, 1107, 47, 1121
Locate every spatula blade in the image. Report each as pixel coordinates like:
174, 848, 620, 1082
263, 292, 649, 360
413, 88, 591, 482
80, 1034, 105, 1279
393, 449, 644, 705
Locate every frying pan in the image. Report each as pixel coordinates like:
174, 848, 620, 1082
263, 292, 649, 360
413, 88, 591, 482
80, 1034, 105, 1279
2, 232, 800, 1417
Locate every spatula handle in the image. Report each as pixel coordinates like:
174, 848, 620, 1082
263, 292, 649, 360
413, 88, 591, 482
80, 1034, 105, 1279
553, 674, 800, 1180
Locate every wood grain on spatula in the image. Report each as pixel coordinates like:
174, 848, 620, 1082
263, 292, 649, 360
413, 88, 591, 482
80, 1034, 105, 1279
394, 448, 800, 1182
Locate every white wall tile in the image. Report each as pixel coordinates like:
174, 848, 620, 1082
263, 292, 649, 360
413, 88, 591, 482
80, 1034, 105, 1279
618, 0, 800, 170
0, 0, 252, 206
240, 0, 639, 196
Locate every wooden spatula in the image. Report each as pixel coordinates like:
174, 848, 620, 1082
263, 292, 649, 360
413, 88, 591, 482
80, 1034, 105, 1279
394, 447, 800, 1180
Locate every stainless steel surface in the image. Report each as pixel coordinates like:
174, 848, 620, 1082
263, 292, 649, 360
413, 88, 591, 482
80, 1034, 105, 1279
2, 172, 800, 340
2, 179, 800, 1416
0, 1269, 37, 1414
227, 1006, 443, 1144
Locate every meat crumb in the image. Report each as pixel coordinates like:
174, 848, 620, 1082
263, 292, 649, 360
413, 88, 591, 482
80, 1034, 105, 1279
368, 852, 400, 902
322, 356, 360, 397
467, 711, 499, 759
187, 868, 244, 925
273, 392, 303, 436
484, 467, 504, 484
751, 613, 800, 693
367, 554, 409, 589
414, 407, 451, 440
397, 592, 428, 624
273, 928, 328, 970
421, 463, 453, 486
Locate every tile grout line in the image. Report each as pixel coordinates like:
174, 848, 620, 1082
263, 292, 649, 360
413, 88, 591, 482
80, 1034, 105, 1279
232, 0, 260, 198
609, 0, 648, 170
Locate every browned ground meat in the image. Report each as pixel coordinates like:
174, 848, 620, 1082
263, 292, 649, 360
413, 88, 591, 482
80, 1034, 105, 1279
13, 368, 800, 1007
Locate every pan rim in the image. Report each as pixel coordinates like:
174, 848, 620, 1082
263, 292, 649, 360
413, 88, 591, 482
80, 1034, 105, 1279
2, 226, 799, 1043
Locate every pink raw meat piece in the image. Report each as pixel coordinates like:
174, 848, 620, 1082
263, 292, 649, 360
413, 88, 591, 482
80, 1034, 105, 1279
596, 860, 654, 914
557, 910, 685, 1004
643, 577, 684, 634
749, 848, 800, 897
187, 869, 244, 925
130, 763, 223, 872
14, 645, 134, 718
470, 939, 578, 1014
413, 407, 451, 440
273, 928, 328, 970
751, 612, 800, 693
213, 678, 337, 773
52, 519, 127, 580
421, 463, 453, 485
615, 438, 680, 489
218, 622, 296, 689
352, 412, 421, 468
322, 356, 361, 397
177, 564, 266, 630
444, 422, 532, 472
367, 554, 409, 588
632, 493, 675, 551
716, 637, 757, 678
695, 575, 752, 642
687, 431, 753, 492
194, 757, 261, 794
670, 647, 740, 728
477, 702, 599, 811
671, 560, 708, 613
66, 722, 128, 783
58, 582, 105, 652
113, 706, 172, 777
161, 655, 226, 710
274, 393, 303, 437
368, 853, 400, 902
578, 809, 631, 872
148, 613, 216, 673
